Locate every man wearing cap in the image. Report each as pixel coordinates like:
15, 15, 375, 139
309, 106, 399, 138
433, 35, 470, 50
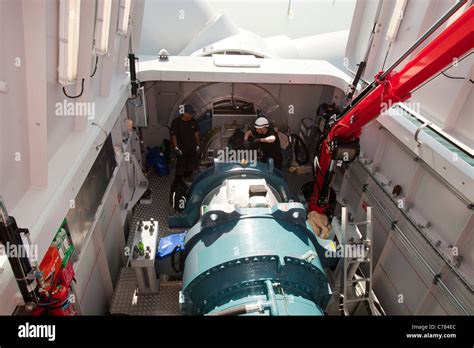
170, 105, 201, 184
244, 116, 283, 170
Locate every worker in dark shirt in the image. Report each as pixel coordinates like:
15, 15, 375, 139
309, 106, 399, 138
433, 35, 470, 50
170, 105, 200, 184
244, 116, 283, 170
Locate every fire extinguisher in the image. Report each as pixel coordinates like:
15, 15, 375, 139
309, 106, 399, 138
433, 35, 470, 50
46, 283, 75, 316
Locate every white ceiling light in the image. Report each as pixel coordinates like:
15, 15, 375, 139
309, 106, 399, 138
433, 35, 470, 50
386, 0, 408, 42
94, 0, 112, 55
117, 0, 132, 36
58, 0, 81, 86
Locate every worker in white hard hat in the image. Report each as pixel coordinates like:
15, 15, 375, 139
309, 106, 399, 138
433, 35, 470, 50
244, 116, 283, 170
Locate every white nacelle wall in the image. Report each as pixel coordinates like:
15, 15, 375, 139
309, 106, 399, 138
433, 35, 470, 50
46, 0, 75, 162
341, 0, 473, 314
0, 0, 142, 212
73, 109, 139, 315
0, 0, 146, 314
336, 121, 473, 315
346, 0, 473, 148
0, 0, 31, 216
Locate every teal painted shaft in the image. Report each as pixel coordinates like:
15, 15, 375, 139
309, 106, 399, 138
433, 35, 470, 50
178, 163, 331, 315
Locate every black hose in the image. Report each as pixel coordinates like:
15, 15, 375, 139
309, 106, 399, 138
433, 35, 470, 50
37, 298, 61, 307
170, 245, 183, 274
62, 78, 85, 99
90, 55, 99, 78
290, 133, 309, 165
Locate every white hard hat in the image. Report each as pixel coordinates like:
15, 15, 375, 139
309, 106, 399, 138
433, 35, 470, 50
254, 117, 269, 129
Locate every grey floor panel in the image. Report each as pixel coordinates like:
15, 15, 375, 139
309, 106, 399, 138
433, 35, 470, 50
110, 267, 181, 315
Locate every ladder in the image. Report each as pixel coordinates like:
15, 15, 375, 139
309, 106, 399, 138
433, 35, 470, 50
338, 206, 375, 315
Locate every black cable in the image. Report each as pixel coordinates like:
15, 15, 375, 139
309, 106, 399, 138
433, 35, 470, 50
62, 78, 85, 99
441, 71, 467, 80
129, 153, 137, 204
91, 122, 107, 150
90, 55, 99, 78
170, 245, 182, 273
159, 124, 171, 138
403, 51, 473, 98
37, 296, 61, 307
406, 73, 442, 98
381, 42, 392, 71
291, 133, 309, 165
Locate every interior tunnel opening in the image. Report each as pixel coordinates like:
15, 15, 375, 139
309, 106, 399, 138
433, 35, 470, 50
140, 80, 344, 173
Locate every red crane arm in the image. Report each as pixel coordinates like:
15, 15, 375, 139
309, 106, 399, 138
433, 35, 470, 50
310, 5, 474, 214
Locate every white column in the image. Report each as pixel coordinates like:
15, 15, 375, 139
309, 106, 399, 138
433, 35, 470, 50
21, 0, 48, 188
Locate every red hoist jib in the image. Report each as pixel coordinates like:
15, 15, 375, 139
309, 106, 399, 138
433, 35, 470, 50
310, 4, 474, 215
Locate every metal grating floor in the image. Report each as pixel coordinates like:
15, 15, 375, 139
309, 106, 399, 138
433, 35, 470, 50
109, 268, 182, 315
127, 168, 179, 250
112, 168, 184, 315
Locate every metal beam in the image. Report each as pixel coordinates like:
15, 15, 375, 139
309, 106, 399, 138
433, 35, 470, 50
364, 0, 391, 79
21, 0, 48, 188
403, 161, 425, 208
371, 132, 388, 170
75, 0, 96, 131
453, 214, 474, 272
99, 0, 120, 97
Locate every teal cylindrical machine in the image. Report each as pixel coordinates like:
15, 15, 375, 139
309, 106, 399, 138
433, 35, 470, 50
170, 162, 331, 315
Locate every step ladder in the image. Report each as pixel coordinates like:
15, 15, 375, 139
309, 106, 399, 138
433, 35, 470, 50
338, 206, 375, 315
